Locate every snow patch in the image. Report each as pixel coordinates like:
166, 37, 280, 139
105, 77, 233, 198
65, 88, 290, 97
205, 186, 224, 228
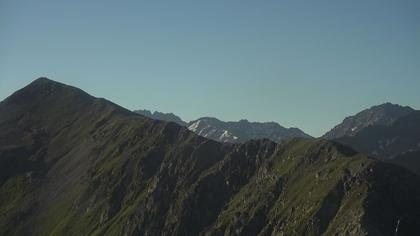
188, 121, 201, 132
219, 130, 231, 140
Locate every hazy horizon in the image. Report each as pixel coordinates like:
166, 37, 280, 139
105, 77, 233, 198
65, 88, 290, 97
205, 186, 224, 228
1, 0, 419, 136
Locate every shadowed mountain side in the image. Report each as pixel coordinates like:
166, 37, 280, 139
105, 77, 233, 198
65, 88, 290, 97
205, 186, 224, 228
388, 150, 420, 175
1, 78, 420, 235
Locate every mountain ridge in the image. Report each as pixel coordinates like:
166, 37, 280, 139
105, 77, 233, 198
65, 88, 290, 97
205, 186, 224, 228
1, 78, 420, 235
186, 117, 312, 143
132, 109, 313, 143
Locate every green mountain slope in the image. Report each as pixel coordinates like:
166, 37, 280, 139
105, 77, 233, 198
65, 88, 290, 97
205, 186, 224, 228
1, 78, 420, 236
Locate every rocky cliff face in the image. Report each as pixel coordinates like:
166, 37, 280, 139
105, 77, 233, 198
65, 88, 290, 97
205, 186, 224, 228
1, 78, 420, 236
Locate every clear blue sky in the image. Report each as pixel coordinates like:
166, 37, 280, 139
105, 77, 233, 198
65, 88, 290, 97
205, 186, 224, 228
1, 0, 419, 137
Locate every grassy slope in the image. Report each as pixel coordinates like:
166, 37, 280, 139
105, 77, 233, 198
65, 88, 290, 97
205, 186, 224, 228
1, 78, 420, 236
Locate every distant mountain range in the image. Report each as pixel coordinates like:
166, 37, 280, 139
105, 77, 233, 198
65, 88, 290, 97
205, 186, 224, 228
133, 110, 312, 143
135, 103, 420, 176
133, 109, 187, 126
2, 78, 420, 235
187, 117, 311, 143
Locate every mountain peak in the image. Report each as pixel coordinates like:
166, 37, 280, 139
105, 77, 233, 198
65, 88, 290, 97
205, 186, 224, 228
323, 102, 414, 139
32, 76, 55, 84
0, 77, 103, 122
371, 102, 412, 110
5, 77, 90, 104
26, 77, 68, 90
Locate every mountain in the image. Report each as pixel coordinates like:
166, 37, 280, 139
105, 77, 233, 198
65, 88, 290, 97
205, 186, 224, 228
133, 109, 187, 126
335, 111, 420, 175
322, 103, 414, 139
187, 117, 312, 143
336, 111, 420, 160
1, 78, 420, 235
132, 110, 312, 144
322, 103, 420, 176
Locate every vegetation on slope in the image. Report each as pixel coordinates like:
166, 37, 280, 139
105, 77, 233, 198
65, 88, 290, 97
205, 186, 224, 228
1, 78, 420, 235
